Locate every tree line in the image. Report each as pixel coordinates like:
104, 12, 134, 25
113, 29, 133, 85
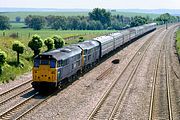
2, 8, 180, 31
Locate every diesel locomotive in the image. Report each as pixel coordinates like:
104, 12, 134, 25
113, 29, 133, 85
32, 23, 157, 91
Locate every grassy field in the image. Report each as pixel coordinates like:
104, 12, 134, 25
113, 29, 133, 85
176, 30, 180, 56
0, 11, 160, 21
0, 29, 115, 42
0, 29, 115, 83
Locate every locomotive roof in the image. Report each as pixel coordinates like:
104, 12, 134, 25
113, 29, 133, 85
93, 35, 113, 44
38, 45, 82, 60
74, 40, 99, 50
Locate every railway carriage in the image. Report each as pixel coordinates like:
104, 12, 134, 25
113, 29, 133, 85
144, 23, 157, 32
121, 30, 130, 43
128, 28, 137, 40
93, 36, 114, 57
110, 32, 124, 49
137, 26, 145, 36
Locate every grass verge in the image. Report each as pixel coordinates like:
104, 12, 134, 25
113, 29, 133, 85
176, 30, 180, 58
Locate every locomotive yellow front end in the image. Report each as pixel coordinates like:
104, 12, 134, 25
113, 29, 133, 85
32, 55, 58, 90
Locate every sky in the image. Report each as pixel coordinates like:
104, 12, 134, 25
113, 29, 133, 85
0, 0, 180, 9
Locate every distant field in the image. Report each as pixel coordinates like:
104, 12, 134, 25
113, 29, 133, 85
0, 11, 160, 21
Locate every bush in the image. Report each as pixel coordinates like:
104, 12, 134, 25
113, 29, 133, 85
12, 41, 25, 64
78, 39, 84, 42
78, 36, 84, 42
44, 37, 54, 51
52, 35, 65, 49
0, 50, 7, 74
28, 34, 43, 57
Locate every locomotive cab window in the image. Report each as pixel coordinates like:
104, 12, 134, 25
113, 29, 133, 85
40, 60, 49, 65
50, 60, 56, 68
34, 59, 40, 67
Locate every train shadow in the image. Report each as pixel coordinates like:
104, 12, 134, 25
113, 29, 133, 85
20, 89, 37, 98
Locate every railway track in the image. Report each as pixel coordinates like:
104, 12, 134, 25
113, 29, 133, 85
0, 88, 61, 120
0, 86, 33, 106
0, 80, 32, 105
148, 25, 179, 120
0, 80, 32, 98
87, 27, 166, 120
96, 64, 114, 80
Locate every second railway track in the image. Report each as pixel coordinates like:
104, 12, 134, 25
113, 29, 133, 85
148, 25, 179, 120
87, 27, 166, 120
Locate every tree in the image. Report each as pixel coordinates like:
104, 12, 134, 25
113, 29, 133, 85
25, 15, 32, 27
130, 16, 147, 27
0, 15, 11, 30
95, 21, 103, 30
79, 19, 88, 30
87, 20, 96, 30
156, 13, 171, 29
49, 16, 67, 30
67, 16, 81, 30
52, 35, 65, 49
176, 16, 180, 22
24, 15, 46, 30
111, 19, 123, 30
12, 41, 25, 64
89, 8, 111, 27
28, 35, 43, 57
44, 37, 54, 51
159, 13, 171, 23
0, 50, 7, 74
15, 16, 21, 22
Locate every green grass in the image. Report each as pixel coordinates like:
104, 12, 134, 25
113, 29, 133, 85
0, 29, 115, 41
176, 30, 180, 56
0, 29, 115, 83
0, 37, 33, 83
0, 11, 160, 21
11, 23, 26, 29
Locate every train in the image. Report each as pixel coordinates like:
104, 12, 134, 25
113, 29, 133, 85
32, 23, 157, 91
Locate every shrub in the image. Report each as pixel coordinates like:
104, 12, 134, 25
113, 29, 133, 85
44, 37, 54, 51
12, 41, 25, 64
0, 50, 7, 74
52, 35, 65, 49
28, 34, 43, 57
78, 36, 84, 42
